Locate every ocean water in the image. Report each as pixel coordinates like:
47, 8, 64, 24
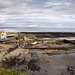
0, 27, 75, 32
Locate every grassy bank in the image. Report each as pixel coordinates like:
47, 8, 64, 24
0, 68, 26, 75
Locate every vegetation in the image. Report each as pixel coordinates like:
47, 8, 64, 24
0, 68, 26, 75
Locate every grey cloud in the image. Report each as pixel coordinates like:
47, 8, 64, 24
0, 0, 75, 15
0, 0, 75, 28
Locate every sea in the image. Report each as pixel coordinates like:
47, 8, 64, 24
0, 27, 75, 32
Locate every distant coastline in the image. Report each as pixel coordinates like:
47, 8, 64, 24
0, 27, 75, 32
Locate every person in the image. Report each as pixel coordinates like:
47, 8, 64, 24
16, 41, 19, 48
4, 37, 7, 40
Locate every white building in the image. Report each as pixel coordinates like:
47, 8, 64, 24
0, 32, 6, 39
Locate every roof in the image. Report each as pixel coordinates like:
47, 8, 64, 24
0, 32, 6, 34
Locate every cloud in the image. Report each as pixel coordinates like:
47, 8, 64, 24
0, 0, 75, 28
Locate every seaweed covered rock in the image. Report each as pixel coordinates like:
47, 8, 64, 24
1, 48, 31, 68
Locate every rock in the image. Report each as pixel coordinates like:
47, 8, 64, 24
67, 66, 75, 72
1, 48, 31, 68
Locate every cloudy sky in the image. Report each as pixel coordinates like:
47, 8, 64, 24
0, 0, 75, 28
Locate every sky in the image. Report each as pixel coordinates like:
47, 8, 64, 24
0, 0, 75, 28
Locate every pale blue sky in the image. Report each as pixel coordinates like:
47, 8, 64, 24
0, 0, 75, 28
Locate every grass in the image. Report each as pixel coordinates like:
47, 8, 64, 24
0, 68, 26, 75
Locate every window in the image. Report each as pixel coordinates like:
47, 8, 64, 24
1, 34, 4, 36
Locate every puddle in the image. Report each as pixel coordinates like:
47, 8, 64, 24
46, 52, 75, 56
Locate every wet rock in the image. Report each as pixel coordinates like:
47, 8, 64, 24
1, 48, 30, 68
27, 59, 40, 71
67, 66, 75, 71
2, 56, 20, 68
67, 66, 75, 75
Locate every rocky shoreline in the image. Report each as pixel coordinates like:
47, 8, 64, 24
0, 32, 75, 75
0, 46, 75, 75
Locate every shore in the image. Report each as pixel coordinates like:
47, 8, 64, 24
0, 32, 75, 75
0, 46, 75, 75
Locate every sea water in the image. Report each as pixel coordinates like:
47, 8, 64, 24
0, 27, 75, 32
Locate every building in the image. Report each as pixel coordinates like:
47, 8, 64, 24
0, 32, 6, 39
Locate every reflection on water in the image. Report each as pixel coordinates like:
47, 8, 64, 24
39, 37, 75, 41
57, 37, 75, 40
